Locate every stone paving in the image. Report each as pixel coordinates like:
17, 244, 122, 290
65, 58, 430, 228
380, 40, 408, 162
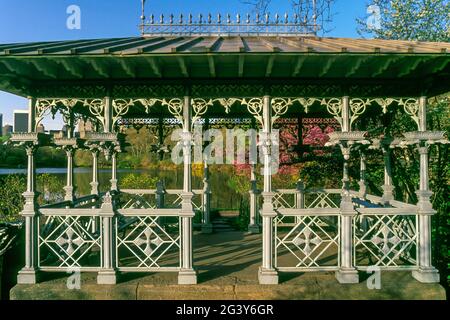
10, 231, 446, 300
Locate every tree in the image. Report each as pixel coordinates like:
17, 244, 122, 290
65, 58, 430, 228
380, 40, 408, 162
357, 0, 450, 41
240, 0, 335, 34
356, 0, 450, 286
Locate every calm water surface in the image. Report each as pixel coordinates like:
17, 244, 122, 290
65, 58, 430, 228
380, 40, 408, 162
0, 167, 239, 209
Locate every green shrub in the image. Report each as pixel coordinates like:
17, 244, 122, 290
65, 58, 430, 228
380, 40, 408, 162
119, 173, 159, 189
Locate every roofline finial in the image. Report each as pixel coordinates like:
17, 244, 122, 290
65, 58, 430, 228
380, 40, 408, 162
140, 0, 146, 35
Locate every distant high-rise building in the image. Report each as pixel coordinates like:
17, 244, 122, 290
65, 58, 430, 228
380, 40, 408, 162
0, 113, 3, 136
2, 124, 13, 136
13, 110, 29, 133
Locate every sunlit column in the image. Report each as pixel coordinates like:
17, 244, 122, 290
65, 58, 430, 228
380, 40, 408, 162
178, 95, 197, 285
90, 149, 100, 195
258, 95, 278, 285
335, 96, 359, 284
412, 96, 440, 283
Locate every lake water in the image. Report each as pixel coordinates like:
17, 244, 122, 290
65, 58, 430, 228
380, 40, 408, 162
0, 167, 240, 209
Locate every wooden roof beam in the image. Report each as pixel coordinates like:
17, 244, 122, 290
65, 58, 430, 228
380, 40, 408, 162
258, 37, 281, 52
266, 55, 276, 77
103, 37, 163, 53
90, 59, 110, 78
372, 56, 404, 77
238, 55, 245, 77
208, 55, 216, 77
398, 56, 435, 77
118, 59, 136, 78
29, 59, 58, 79
71, 38, 137, 54
147, 57, 162, 77
139, 37, 184, 53
319, 56, 339, 77
59, 59, 84, 78
177, 56, 189, 77
37, 38, 131, 54
171, 37, 204, 52
292, 55, 308, 77
345, 56, 372, 77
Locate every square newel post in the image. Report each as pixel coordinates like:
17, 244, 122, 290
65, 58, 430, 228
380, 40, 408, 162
97, 192, 117, 284
17, 143, 40, 284
201, 159, 213, 234
178, 95, 197, 285
258, 95, 278, 285
248, 163, 261, 234
409, 97, 444, 283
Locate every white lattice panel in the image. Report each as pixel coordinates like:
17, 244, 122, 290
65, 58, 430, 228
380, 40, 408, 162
38, 215, 102, 269
275, 215, 340, 270
116, 215, 181, 270
354, 214, 418, 268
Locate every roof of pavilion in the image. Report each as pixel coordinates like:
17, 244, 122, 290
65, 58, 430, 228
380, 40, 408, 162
0, 35, 449, 98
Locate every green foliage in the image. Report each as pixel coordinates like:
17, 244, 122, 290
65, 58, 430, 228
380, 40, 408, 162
0, 175, 26, 221
357, 0, 450, 41
36, 173, 65, 204
119, 173, 159, 189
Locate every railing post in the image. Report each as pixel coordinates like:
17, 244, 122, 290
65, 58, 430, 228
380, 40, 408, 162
97, 192, 117, 284
17, 143, 40, 284
335, 96, 359, 284
178, 95, 197, 285
295, 179, 305, 209
201, 160, 213, 234
248, 163, 261, 234
156, 180, 166, 209
258, 95, 278, 285
412, 96, 440, 283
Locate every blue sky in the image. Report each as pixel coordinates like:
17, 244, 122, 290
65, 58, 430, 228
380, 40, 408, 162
0, 0, 367, 129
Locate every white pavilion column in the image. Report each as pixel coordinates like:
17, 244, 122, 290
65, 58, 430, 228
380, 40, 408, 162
110, 151, 118, 192
412, 96, 440, 283
258, 95, 278, 285
358, 150, 367, 199
381, 144, 394, 204
90, 149, 100, 195
248, 163, 261, 233
335, 96, 359, 284
178, 95, 197, 285
63, 147, 75, 202
17, 97, 39, 284
201, 159, 213, 234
